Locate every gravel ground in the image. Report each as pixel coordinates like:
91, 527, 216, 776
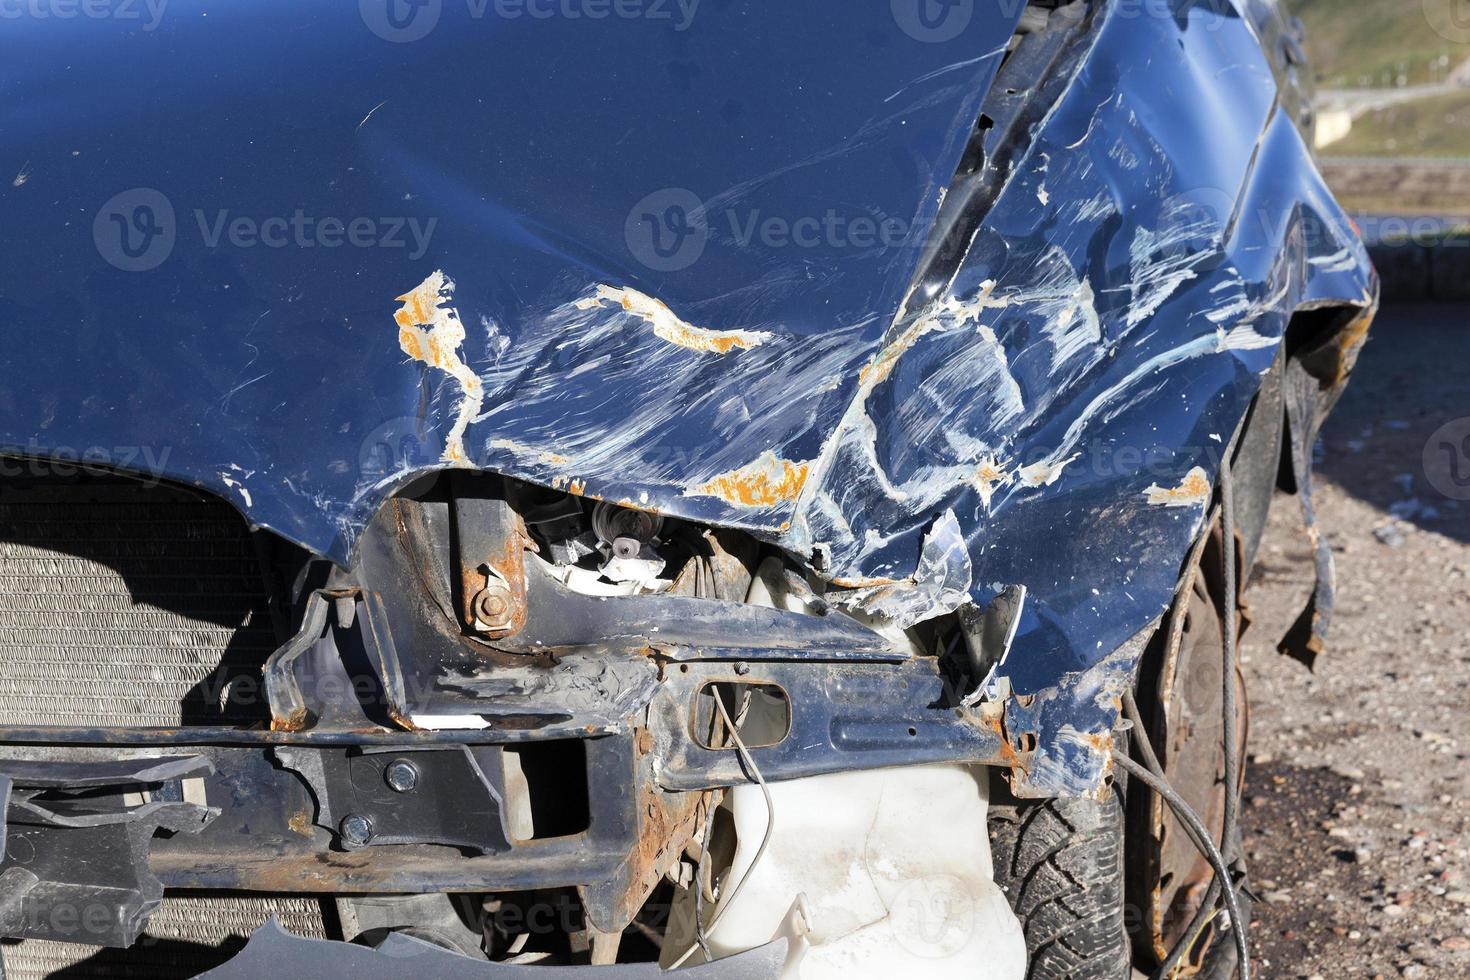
1238, 303, 1470, 979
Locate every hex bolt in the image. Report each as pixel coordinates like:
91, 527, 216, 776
339, 813, 373, 847
472, 584, 515, 631
384, 759, 419, 793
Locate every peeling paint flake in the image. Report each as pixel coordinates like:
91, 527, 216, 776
687, 451, 811, 508
973, 455, 1009, 509
1019, 453, 1079, 488
1143, 466, 1210, 507
394, 270, 484, 465
220, 471, 253, 507
578, 284, 771, 354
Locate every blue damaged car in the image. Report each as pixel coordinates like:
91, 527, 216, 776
0, 1, 1373, 977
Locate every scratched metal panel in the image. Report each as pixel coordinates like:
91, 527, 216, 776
0, 0, 1022, 561
0, 1, 1376, 793
0, 895, 328, 980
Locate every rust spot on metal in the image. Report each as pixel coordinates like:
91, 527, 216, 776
828, 574, 903, 588
687, 452, 811, 508
271, 708, 311, 734
287, 807, 314, 838
972, 456, 1008, 509
393, 270, 484, 465
975, 706, 1030, 778
460, 511, 532, 641
1144, 466, 1211, 507
386, 706, 419, 732
605, 784, 707, 931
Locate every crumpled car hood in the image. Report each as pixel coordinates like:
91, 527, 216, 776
1, 1, 1374, 754
0, 0, 1020, 554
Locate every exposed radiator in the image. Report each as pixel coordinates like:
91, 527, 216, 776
0, 471, 329, 977
0, 476, 278, 726
0, 895, 331, 980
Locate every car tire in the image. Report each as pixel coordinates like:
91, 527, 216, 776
989, 795, 1131, 980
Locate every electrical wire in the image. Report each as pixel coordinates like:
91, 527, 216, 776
690, 797, 715, 964
668, 686, 777, 970
1116, 753, 1250, 980
1126, 688, 1229, 980
1219, 458, 1243, 874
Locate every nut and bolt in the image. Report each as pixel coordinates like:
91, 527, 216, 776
472, 583, 515, 631
339, 813, 373, 847
384, 758, 419, 793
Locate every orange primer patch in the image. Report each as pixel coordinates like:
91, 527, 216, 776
688, 452, 811, 508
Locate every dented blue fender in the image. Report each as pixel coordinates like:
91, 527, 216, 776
0, 1, 1373, 794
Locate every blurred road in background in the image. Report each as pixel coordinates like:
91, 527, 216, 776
1239, 303, 1470, 979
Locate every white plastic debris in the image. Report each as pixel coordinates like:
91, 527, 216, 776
697, 765, 1027, 980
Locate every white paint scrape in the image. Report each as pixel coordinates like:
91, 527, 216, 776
577, 284, 772, 354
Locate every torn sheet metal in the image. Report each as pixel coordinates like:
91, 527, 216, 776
1276, 305, 1373, 668
0, 2, 1375, 797
827, 509, 971, 628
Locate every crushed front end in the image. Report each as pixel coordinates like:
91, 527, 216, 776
0, 0, 1375, 976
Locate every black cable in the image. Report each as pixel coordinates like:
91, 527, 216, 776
1115, 754, 1250, 980
1122, 689, 1165, 777
1125, 688, 1230, 979
1220, 458, 1242, 875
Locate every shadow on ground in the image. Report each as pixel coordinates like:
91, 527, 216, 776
1315, 302, 1470, 545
